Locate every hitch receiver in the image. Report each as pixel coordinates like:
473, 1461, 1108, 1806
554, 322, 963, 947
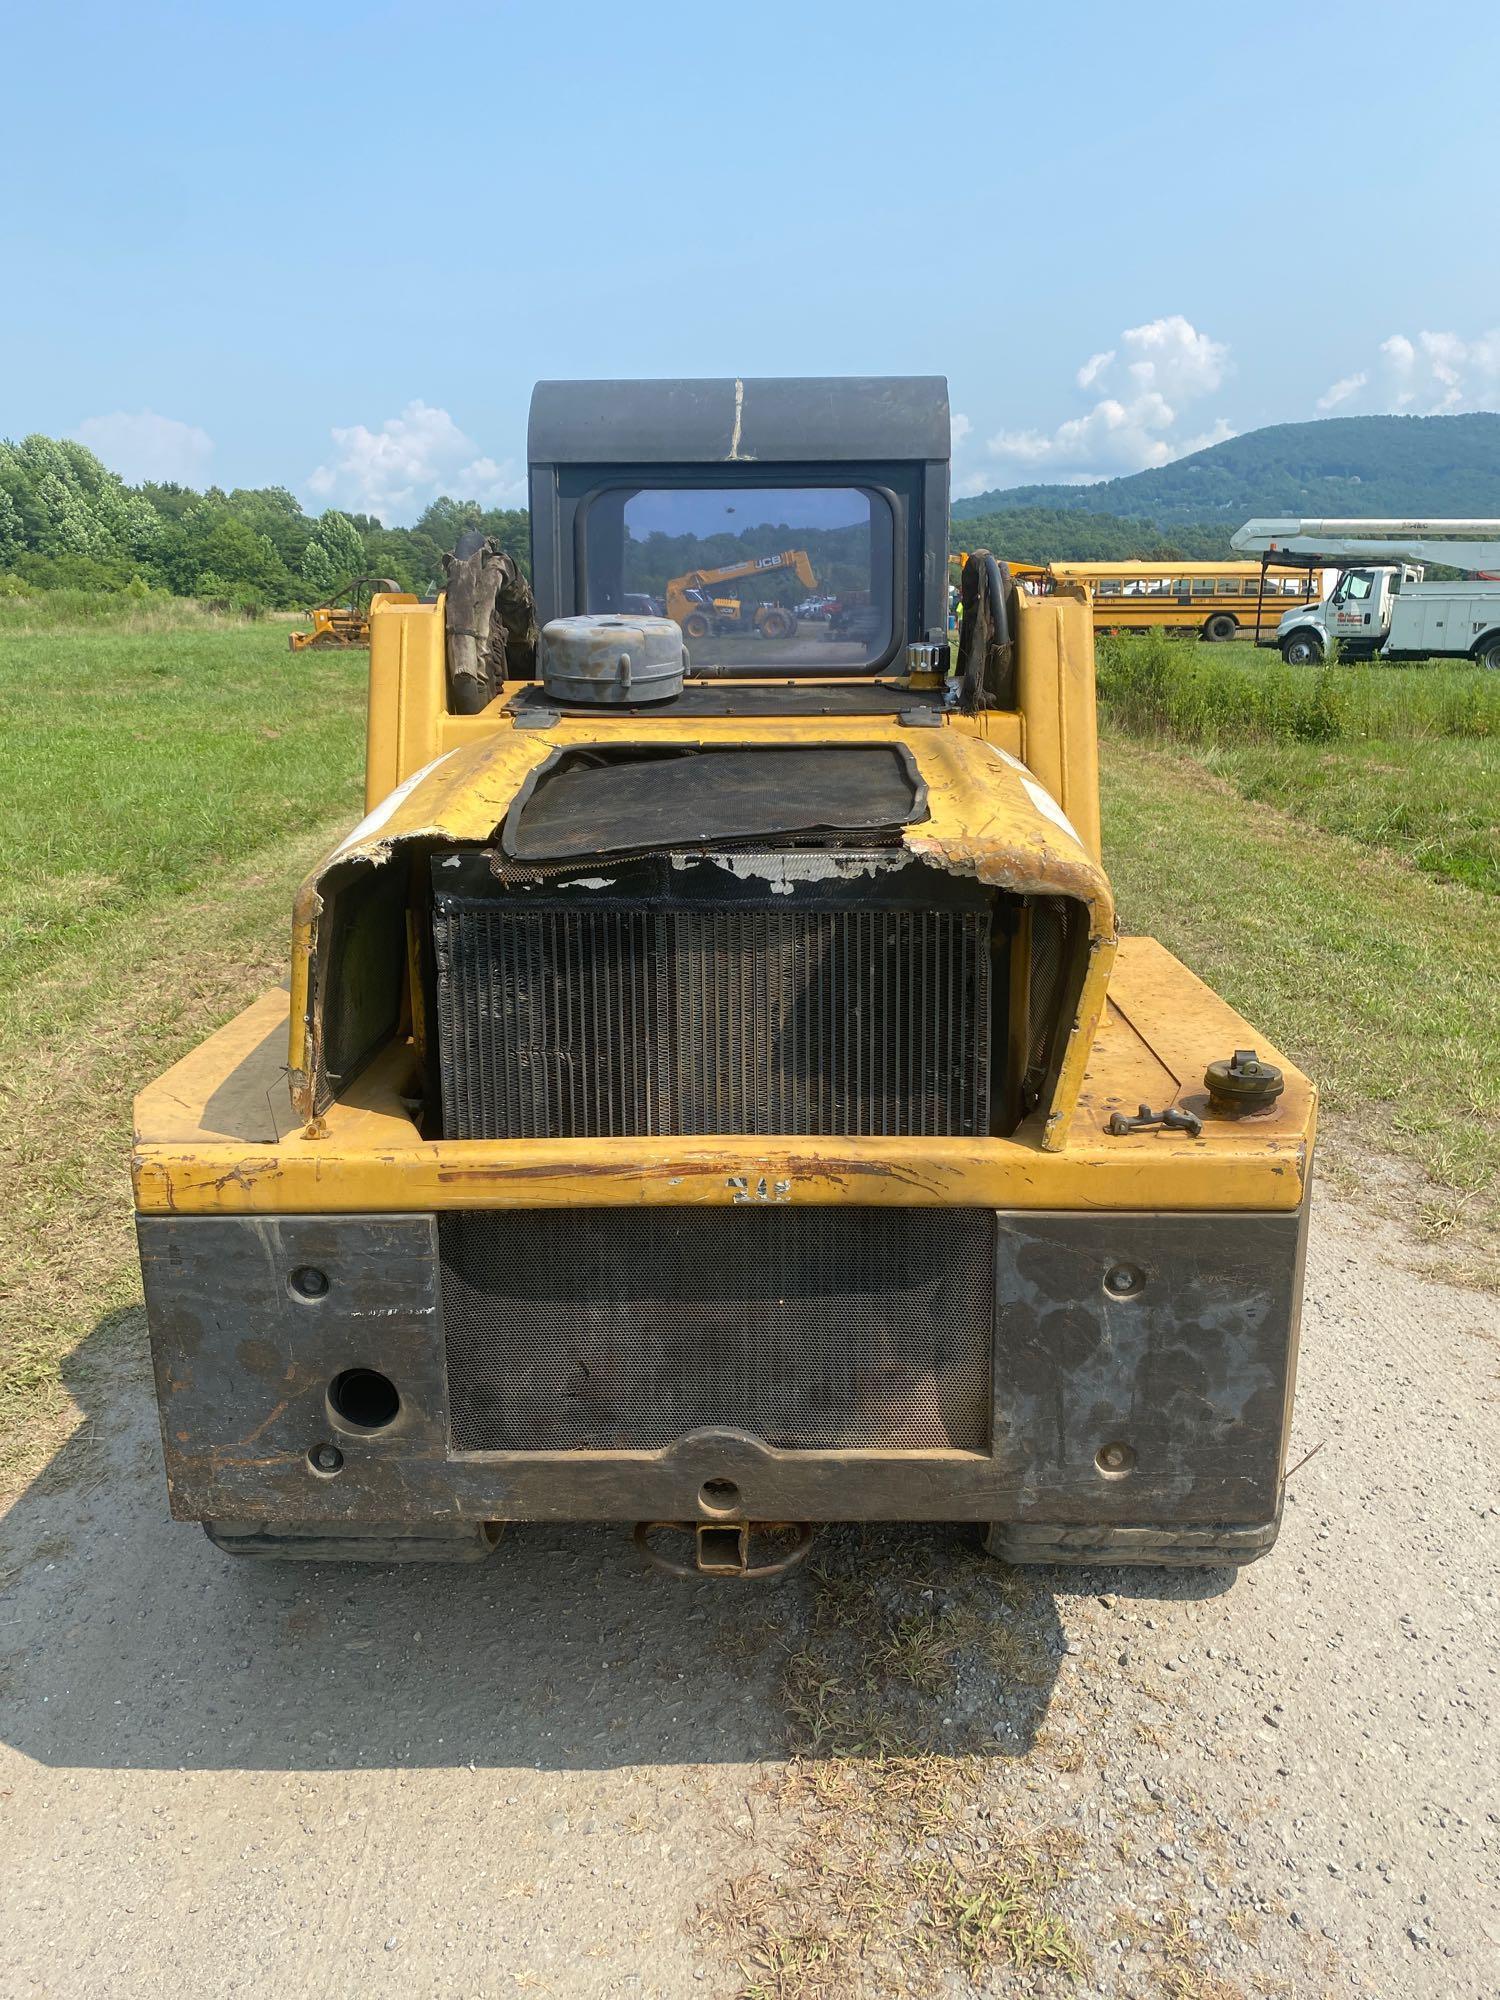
634, 1520, 817, 1580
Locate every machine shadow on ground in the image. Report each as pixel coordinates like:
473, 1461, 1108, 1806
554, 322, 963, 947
1, 1311, 1233, 1779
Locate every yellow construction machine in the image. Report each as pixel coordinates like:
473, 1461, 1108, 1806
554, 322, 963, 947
665, 548, 816, 640
289, 575, 414, 651
131, 377, 1315, 1580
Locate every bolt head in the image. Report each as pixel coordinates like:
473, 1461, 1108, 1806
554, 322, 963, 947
309, 1442, 344, 1474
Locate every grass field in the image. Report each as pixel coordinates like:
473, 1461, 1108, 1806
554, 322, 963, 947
0, 620, 365, 1027
0, 613, 368, 1485
1097, 632, 1499, 893
0, 611, 1495, 1489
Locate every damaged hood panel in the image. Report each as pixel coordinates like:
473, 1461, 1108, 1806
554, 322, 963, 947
288, 720, 1116, 1129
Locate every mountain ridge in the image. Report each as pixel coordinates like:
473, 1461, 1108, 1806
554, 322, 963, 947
952, 412, 1500, 526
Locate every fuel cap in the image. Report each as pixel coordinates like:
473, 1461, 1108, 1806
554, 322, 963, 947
1205, 1047, 1285, 1112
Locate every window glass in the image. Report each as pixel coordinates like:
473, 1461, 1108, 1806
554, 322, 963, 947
1192, 578, 1217, 596
582, 485, 892, 672
1096, 579, 1123, 597
1219, 578, 1243, 595
1344, 570, 1374, 602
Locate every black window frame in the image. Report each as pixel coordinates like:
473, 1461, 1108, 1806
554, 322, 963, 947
555, 462, 919, 679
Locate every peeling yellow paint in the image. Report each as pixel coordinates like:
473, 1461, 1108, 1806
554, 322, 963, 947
135, 941, 1316, 1218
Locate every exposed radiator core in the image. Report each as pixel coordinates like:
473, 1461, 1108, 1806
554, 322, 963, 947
440, 1207, 996, 1453
430, 850, 993, 1140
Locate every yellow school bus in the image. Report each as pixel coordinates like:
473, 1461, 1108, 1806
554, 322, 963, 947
1018, 561, 1317, 641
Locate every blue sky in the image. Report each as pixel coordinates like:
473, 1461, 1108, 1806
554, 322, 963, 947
5, 0, 1496, 521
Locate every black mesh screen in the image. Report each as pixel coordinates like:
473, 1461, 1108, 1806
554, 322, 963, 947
440, 1207, 996, 1453
1024, 896, 1074, 1108
432, 891, 991, 1140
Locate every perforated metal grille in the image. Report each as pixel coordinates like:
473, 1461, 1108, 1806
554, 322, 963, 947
440, 1208, 996, 1453
1024, 896, 1074, 1107
432, 897, 991, 1140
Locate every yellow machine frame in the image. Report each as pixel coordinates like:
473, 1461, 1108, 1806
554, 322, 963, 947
135, 586, 1313, 1220
130, 375, 1316, 1573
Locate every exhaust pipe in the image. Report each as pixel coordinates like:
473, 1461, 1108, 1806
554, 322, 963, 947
634, 1520, 816, 1580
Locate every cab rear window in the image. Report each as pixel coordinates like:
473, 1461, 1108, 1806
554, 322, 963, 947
581, 484, 894, 674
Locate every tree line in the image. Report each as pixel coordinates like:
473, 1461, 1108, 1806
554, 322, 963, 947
0, 434, 527, 609
1, 430, 1246, 613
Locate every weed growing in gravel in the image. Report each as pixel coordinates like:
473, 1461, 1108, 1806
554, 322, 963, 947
696, 1526, 1084, 1998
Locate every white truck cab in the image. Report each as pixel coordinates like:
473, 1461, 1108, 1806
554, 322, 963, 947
1234, 520, 1500, 669
1276, 563, 1422, 664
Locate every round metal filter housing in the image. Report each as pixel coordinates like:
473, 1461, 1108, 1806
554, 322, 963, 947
538, 613, 685, 706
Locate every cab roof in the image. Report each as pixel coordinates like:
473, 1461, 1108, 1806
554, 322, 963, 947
528, 376, 950, 467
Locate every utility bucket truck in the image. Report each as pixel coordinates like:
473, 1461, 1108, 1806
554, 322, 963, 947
1232, 519, 1500, 668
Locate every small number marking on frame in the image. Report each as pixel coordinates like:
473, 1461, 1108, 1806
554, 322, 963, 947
727, 1175, 792, 1204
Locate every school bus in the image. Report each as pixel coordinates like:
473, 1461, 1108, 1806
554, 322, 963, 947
1015, 561, 1317, 641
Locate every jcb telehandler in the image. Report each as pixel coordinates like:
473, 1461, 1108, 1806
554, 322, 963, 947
665, 548, 817, 642
133, 378, 1314, 1575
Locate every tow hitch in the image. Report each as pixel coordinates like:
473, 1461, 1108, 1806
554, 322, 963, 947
634, 1520, 817, 1579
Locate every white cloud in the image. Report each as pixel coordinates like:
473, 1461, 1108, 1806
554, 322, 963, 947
957, 316, 1234, 492
71, 409, 214, 485
1120, 314, 1227, 402
950, 412, 972, 445
1076, 350, 1114, 391
1316, 329, 1500, 416
1316, 371, 1368, 413
306, 400, 525, 521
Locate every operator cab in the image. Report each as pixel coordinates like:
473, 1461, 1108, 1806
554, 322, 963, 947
526, 376, 950, 683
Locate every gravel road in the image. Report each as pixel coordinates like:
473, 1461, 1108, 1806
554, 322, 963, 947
2, 1181, 1495, 1999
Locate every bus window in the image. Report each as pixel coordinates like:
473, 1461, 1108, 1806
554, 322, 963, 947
1191, 578, 1216, 596
1219, 578, 1243, 595
1096, 579, 1123, 596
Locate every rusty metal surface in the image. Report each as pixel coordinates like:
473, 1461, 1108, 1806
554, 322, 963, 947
286, 721, 1114, 1127
991, 1205, 1309, 1530
138, 1204, 1307, 1562
132, 940, 1317, 1218
430, 848, 992, 1142
984, 1517, 1281, 1567
438, 1207, 996, 1452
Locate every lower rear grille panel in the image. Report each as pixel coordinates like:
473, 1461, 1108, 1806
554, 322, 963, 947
440, 1207, 996, 1454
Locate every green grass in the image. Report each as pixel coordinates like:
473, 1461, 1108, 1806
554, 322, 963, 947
0, 585, 275, 632
1195, 734, 1497, 894
0, 617, 367, 1487
0, 620, 367, 1026
1097, 632, 1499, 892
1102, 737, 1499, 1249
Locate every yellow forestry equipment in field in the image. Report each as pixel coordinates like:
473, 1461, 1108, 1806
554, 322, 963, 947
665, 548, 817, 641
289, 575, 414, 651
131, 377, 1316, 1579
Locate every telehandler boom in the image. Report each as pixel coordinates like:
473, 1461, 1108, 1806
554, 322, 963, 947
666, 549, 816, 641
